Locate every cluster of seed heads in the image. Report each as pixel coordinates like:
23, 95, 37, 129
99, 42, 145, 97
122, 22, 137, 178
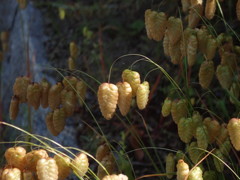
98, 69, 150, 120
9, 76, 87, 136
161, 97, 240, 175
145, 3, 240, 101
1, 146, 89, 180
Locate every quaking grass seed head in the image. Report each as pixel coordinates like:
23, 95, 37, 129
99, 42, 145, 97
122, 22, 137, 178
97, 83, 119, 120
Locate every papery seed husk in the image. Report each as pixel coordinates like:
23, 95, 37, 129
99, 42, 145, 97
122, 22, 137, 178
23, 149, 49, 172
36, 158, 58, 180
62, 76, 78, 91
136, 81, 150, 110
76, 80, 87, 107
62, 90, 77, 117
216, 64, 233, 89
227, 118, 240, 150
205, 0, 216, 20
199, 60, 214, 89
53, 108, 66, 134
45, 112, 59, 136
13, 76, 30, 103
166, 153, 175, 179
122, 69, 141, 97
2, 168, 21, 180
177, 159, 189, 180
48, 82, 63, 110
98, 83, 119, 120
71, 153, 89, 177
187, 34, 198, 66
167, 17, 183, 45
27, 82, 42, 110
5, 146, 26, 170
188, 4, 203, 28
54, 154, 72, 180
116, 82, 132, 116
40, 78, 51, 108
9, 95, 20, 120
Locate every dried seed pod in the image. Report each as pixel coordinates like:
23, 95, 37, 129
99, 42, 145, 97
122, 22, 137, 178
53, 108, 66, 134
17, 0, 27, 9
191, 0, 203, 6
196, 27, 209, 54
40, 78, 51, 108
178, 117, 194, 143
230, 83, 240, 104
166, 153, 175, 179
188, 4, 203, 28
144, 10, 167, 41
187, 141, 203, 164
122, 69, 141, 97
161, 97, 172, 117
206, 37, 217, 60
180, 27, 196, 57
192, 111, 203, 138
188, 166, 203, 180
22, 170, 35, 180
62, 90, 77, 117
171, 99, 188, 124
213, 149, 224, 172
2, 168, 21, 180
76, 79, 87, 107
196, 125, 209, 150
27, 82, 42, 110
203, 117, 220, 143
181, 0, 191, 12
68, 57, 76, 70
187, 34, 198, 66
219, 138, 232, 156
169, 39, 182, 65
98, 83, 118, 120
96, 144, 110, 162
48, 82, 63, 110
205, 0, 216, 20
216, 64, 233, 89
102, 174, 128, 180
237, 0, 240, 20
116, 82, 132, 116
9, 95, 19, 120
60, 89, 68, 103
71, 153, 89, 177
221, 52, 237, 72
5, 146, 26, 170
13, 76, 30, 103
54, 154, 72, 180
144, 9, 152, 39
136, 81, 149, 110
163, 31, 170, 57
198, 60, 214, 89
97, 154, 116, 179
216, 123, 228, 146
227, 118, 240, 150
177, 159, 189, 180
69, 41, 79, 60
45, 112, 59, 136
62, 76, 78, 91
36, 158, 58, 180
23, 149, 49, 172
167, 17, 183, 45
